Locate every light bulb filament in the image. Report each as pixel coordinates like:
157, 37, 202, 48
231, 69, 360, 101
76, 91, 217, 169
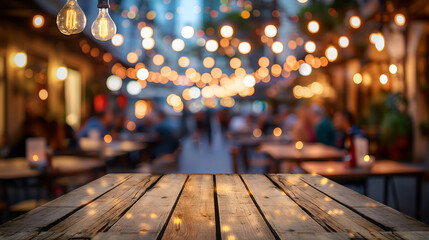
66, 9, 77, 30
99, 17, 108, 39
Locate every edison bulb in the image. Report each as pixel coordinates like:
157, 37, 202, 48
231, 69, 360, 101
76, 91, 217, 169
56, 0, 86, 35
91, 8, 116, 41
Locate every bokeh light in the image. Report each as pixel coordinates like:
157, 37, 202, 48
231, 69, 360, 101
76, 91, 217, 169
220, 25, 234, 38
181, 26, 194, 39
112, 34, 124, 46
238, 42, 251, 54
32, 15, 44, 28
307, 21, 319, 33
106, 75, 122, 91
349, 16, 361, 29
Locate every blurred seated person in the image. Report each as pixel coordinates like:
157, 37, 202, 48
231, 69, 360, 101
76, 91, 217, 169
77, 110, 113, 139
309, 104, 336, 146
151, 111, 180, 158
8, 115, 49, 158
334, 110, 364, 149
292, 106, 315, 142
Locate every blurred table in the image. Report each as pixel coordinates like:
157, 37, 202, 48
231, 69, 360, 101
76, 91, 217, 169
301, 160, 425, 219
0, 174, 428, 239
259, 142, 345, 172
232, 135, 291, 172
0, 156, 105, 180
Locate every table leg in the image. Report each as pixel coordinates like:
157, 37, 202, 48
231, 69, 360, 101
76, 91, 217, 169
363, 179, 368, 196
390, 178, 400, 210
383, 177, 389, 205
242, 146, 250, 171
416, 176, 422, 220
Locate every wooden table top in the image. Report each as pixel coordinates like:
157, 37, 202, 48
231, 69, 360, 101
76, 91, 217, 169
0, 156, 104, 180
0, 174, 427, 239
259, 142, 346, 161
301, 160, 425, 179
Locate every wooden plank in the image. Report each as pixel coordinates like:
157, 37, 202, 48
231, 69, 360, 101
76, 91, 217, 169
49, 174, 160, 237
0, 174, 131, 233
107, 174, 188, 239
161, 174, 216, 240
241, 174, 326, 237
216, 174, 275, 240
0, 231, 75, 240
299, 174, 429, 231
268, 174, 383, 233
394, 231, 429, 239
47, 173, 132, 207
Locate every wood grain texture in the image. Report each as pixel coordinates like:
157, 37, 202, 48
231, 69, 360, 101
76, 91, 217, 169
216, 174, 275, 240
49, 174, 160, 237
162, 174, 216, 240
241, 174, 326, 237
299, 174, 429, 231
0, 174, 132, 233
268, 174, 383, 233
108, 174, 188, 239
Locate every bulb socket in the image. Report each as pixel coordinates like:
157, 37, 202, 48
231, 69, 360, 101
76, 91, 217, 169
97, 0, 110, 9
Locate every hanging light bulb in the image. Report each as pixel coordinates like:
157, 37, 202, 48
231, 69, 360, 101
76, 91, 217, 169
56, 0, 86, 35
91, 0, 116, 41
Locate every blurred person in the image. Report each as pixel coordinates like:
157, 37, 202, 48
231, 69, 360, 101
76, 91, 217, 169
193, 110, 213, 146
217, 108, 231, 138
151, 111, 180, 158
8, 114, 48, 158
309, 104, 336, 146
291, 106, 315, 142
334, 110, 364, 149
76, 110, 114, 139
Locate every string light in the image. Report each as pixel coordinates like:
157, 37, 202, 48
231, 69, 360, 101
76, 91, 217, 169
307, 20, 319, 33
140, 26, 153, 38
126, 81, 141, 95
220, 25, 234, 38
13, 52, 27, 68
32, 15, 44, 28
38, 89, 48, 100
389, 64, 398, 74
349, 16, 361, 29
394, 14, 406, 26
56, 66, 68, 80
142, 38, 155, 50
353, 73, 363, 84
379, 74, 388, 85
205, 40, 219, 52
137, 68, 149, 80
56, 0, 86, 35
238, 42, 251, 54
111, 34, 124, 46
106, 75, 122, 91
271, 41, 283, 54
181, 26, 194, 39
264, 25, 277, 37
338, 36, 349, 48
325, 46, 338, 62
304, 41, 316, 53
172, 38, 185, 51
298, 63, 312, 76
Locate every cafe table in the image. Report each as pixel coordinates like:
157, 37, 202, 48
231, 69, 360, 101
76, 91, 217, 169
0, 156, 105, 180
259, 142, 346, 172
0, 174, 428, 239
301, 160, 426, 220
